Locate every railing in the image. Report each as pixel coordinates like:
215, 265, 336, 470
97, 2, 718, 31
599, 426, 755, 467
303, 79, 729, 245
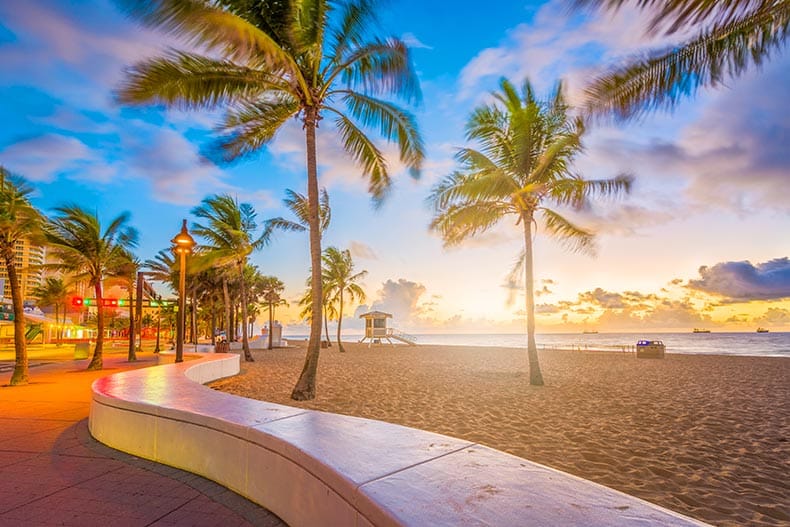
539, 343, 636, 353
390, 329, 417, 343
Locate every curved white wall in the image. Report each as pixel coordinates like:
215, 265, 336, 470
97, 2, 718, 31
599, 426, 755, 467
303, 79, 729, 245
89, 354, 709, 526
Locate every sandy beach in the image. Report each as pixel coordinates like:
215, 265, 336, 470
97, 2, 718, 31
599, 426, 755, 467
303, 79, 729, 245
210, 343, 790, 526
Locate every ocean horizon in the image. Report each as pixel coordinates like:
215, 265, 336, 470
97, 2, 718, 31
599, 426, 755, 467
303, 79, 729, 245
284, 331, 790, 358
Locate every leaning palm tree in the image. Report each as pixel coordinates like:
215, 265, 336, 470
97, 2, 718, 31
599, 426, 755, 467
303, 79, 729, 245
429, 78, 632, 386
30, 276, 69, 345
322, 247, 366, 353
118, 0, 424, 400
575, 0, 790, 121
44, 205, 138, 371
0, 168, 45, 385
192, 194, 269, 362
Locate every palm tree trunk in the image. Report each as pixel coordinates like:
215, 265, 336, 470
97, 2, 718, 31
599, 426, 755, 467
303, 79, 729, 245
190, 289, 198, 345
323, 304, 331, 346
88, 281, 104, 371
127, 291, 136, 361
337, 289, 345, 353
292, 106, 323, 401
239, 261, 253, 362
6, 256, 29, 385
222, 278, 231, 341
268, 301, 274, 350
523, 215, 544, 386
55, 304, 60, 346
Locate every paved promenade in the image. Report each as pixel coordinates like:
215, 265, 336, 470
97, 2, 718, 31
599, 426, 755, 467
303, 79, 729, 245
0, 350, 285, 527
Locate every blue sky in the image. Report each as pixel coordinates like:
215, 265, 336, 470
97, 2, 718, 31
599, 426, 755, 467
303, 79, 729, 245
1, 0, 789, 333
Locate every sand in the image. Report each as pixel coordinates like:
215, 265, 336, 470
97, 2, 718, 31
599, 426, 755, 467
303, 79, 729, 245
209, 342, 790, 526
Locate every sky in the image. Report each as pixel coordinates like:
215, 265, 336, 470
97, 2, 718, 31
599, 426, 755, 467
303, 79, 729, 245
1, 0, 789, 334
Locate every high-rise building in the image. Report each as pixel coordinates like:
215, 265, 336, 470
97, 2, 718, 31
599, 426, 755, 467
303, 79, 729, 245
0, 238, 45, 301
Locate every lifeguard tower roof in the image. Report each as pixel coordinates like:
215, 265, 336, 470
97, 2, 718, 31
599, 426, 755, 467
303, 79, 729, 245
358, 311, 392, 319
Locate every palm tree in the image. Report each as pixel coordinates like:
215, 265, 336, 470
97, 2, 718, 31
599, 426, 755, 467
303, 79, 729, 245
0, 168, 45, 385
322, 247, 366, 353
144, 250, 178, 352
260, 276, 286, 350
44, 205, 138, 371
118, 0, 424, 400
192, 194, 269, 362
30, 276, 69, 345
428, 78, 632, 386
576, 0, 790, 121
112, 252, 142, 361
297, 275, 337, 347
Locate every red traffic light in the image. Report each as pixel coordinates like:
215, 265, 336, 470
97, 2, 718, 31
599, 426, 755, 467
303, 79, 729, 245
72, 297, 84, 307
102, 298, 118, 307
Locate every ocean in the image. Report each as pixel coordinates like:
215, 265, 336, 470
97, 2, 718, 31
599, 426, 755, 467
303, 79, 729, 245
285, 332, 790, 358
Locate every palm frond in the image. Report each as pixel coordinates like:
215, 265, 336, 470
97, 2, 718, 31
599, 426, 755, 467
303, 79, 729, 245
339, 91, 424, 176
117, 51, 288, 110
119, 0, 299, 69
583, 3, 790, 121
327, 0, 378, 63
331, 111, 390, 205
334, 38, 421, 104
209, 95, 300, 162
540, 208, 596, 255
574, 0, 780, 34
429, 201, 511, 247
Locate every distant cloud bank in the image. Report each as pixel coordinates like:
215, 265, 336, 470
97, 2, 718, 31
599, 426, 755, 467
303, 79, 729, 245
688, 258, 790, 301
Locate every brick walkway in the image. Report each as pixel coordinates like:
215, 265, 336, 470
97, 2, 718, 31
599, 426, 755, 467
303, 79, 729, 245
0, 352, 285, 527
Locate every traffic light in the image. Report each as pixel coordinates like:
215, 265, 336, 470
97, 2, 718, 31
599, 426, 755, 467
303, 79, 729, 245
84, 298, 92, 306
102, 298, 118, 307
72, 297, 84, 307
118, 299, 125, 306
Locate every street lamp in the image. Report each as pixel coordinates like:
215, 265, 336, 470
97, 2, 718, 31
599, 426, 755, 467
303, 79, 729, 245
171, 219, 195, 363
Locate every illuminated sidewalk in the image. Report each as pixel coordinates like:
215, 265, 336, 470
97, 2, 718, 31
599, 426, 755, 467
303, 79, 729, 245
0, 351, 284, 527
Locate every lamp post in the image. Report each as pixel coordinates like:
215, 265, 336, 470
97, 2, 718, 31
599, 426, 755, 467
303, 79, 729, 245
171, 219, 196, 363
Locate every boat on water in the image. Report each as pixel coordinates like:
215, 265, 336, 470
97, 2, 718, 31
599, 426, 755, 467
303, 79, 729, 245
756, 327, 769, 333
582, 330, 598, 334
692, 328, 711, 333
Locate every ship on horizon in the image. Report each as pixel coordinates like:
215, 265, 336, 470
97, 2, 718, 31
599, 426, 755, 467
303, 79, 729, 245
692, 328, 711, 333
756, 327, 769, 333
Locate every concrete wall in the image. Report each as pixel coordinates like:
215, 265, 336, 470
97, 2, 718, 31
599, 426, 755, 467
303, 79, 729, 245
89, 354, 709, 526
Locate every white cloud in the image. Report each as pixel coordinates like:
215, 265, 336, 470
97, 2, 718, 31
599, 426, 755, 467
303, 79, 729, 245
349, 241, 378, 260
402, 32, 432, 50
0, 134, 99, 182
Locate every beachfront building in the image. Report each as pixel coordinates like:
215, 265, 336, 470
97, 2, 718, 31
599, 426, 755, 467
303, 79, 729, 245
0, 237, 45, 302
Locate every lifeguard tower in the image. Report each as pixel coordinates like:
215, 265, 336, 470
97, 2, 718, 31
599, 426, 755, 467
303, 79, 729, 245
358, 311, 416, 347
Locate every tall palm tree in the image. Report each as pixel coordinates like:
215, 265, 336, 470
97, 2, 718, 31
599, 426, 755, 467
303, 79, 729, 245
30, 276, 69, 345
297, 275, 338, 346
192, 194, 269, 362
0, 168, 45, 385
44, 205, 138, 371
322, 247, 366, 352
118, 0, 424, 400
429, 78, 632, 386
260, 276, 286, 349
575, 0, 790, 120
111, 252, 142, 361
